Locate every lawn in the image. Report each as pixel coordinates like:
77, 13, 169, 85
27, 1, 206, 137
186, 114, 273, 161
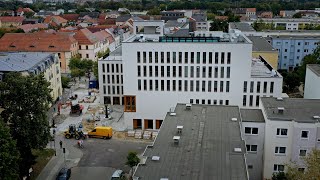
31, 149, 55, 180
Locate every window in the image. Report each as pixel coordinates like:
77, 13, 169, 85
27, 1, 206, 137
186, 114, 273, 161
178, 80, 182, 91
220, 81, 224, 92
250, 81, 254, 93
167, 80, 170, 91
299, 150, 307, 156
149, 52, 152, 63
173, 52, 176, 63
161, 52, 164, 63
190, 80, 194, 91
214, 67, 218, 78
184, 80, 188, 91
161, 66, 164, 77
263, 82, 267, 93
220, 67, 224, 78
248, 165, 253, 169
245, 127, 258, 135
208, 67, 212, 78
185, 52, 188, 63
197, 52, 200, 64
203, 52, 206, 64
143, 52, 146, 63
208, 99, 211, 104
214, 81, 217, 92
107, 64, 110, 72
144, 80, 147, 90
155, 80, 159, 91
196, 99, 199, 104
209, 52, 212, 64
275, 147, 286, 154
167, 52, 170, 63
155, 66, 159, 77
219, 100, 223, 105
221, 52, 225, 64
196, 66, 200, 78
124, 96, 136, 112
196, 81, 200, 92
107, 75, 110, 83
167, 66, 170, 77
301, 131, 309, 138
215, 52, 219, 64
155, 52, 158, 63
274, 164, 284, 172
226, 81, 230, 92
179, 52, 182, 63
256, 95, 260, 106
213, 100, 217, 105
277, 128, 288, 136
270, 82, 274, 93
257, 81, 261, 93
202, 81, 206, 92
285, 49, 287, 52
202, 67, 206, 78
208, 81, 212, 92
116, 64, 119, 73
246, 145, 258, 152
86, 45, 88, 50
161, 80, 164, 91
227, 52, 231, 64
143, 66, 147, 77
149, 66, 153, 77
111, 64, 115, 73
190, 99, 193, 104
86, 54, 89, 58
249, 95, 253, 106
190, 66, 194, 77
184, 66, 188, 77
202, 99, 205, 104
172, 80, 176, 91
179, 66, 182, 77
243, 81, 247, 93
226, 67, 230, 78
149, 80, 153, 90
138, 80, 141, 90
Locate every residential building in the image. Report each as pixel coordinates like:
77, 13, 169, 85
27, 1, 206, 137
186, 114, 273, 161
304, 64, 320, 99
248, 36, 278, 69
99, 20, 283, 130
0, 52, 62, 100
44, 16, 68, 27
279, 10, 296, 18
0, 16, 24, 28
191, 12, 209, 31
241, 109, 265, 180
160, 11, 185, 22
133, 103, 249, 180
230, 8, 256, 18
260, 97, 320, 179
0, 32, 78, 73
245, 18, 320, 30
18, 23, 48, 33
269, 36, 320, 70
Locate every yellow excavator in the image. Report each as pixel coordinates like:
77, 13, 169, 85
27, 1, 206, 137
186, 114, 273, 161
64, 124, 86, 140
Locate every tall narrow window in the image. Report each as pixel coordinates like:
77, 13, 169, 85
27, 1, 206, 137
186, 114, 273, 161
256, 95, 260, 106
197, 52, 200, 64
116, 64, 119, 73
184, 66, 188, 77
172, 80, 176, 91
155, 80, 158, 91
263, 82, 267, 93
214, 67, 218, 78
249, 95, 253, 106
167, 66, 170, 77
196, 81, 200, 92
184, 80, 188, 91
137, 66, 141, 77
243, 95, 247, 106
185, 52, 188, 63
167, 52, 170, 63
144, 80, 147, 90
196, 67, 200, 78
209, 52, 212, 64
143, 52, 146, 63
270, 82, 274, 93
190, 80, 194, 91
149, 52, 152, 63
214, 81, 217, 92
208, 81, 212, 92
124, 96, 136, 112
243, 81, 247, 93
112, 64, 114, 73
138, 79, 141, 90
250, 81, 254, 93
161, 80, 164, 91
179, 66, 182, 77
173, 52, 176, 63
191, 52, 194, 63
155, 52, 158, 63
167, 80, 170, 91
202, 67, 206, 78
227, 52, 231, 64
143, 66, 147, 77
155, 66, 158, 77
220, 81, 224, 92
190, 66, 194, 78
137, 52, 141, 63
221, 52, 225, 64
149, 66, 153, 77
161, 52, 164, 63
102, 64, 105, 72
107, 64, 110, 72
221, 67, 224, 78
202, 81, 206, 92
226, 81, 230, 92
173, 66, 176, 77
215, 52, 219, 64
226, 67, 230, 78
208, 67, 212, 78
203, 52, 206, 64
257, 81, 261, 93
178, 80, 182, 91
149, 80, 153, 90
161, 66, 164, 77
179, 52, 182, 63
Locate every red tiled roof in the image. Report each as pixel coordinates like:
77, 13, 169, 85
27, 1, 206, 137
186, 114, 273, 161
0, 16, 24, 23
44, 16, 68, 25
246, 8, 256, 12
98, 18, 116, 25
74, 28, 99, 45
18, 23, 48, 32
61, 14, 80, 21
0, 32, 77, 52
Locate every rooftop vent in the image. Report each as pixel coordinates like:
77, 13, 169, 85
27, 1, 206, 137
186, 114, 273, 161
313, 116, 320, 119
278, 107, 285, 114
151, 156, 160, 161
173, 136, 180, 145
231, 118, 237, 122
276, 97, 283, 101
160, 178, 169, 180
186, 103, 192, 110
234, 148, 242, 153
177, 125, 183, 134
170, 112, 176, 116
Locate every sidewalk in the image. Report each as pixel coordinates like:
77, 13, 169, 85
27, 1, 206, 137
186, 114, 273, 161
36, 136, 83, 180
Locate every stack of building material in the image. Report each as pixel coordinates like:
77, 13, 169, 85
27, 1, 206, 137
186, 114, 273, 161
134, 130, 143, 139
143, 131, 151, 139
127, 130, 135, 137
152, 131, 158, 140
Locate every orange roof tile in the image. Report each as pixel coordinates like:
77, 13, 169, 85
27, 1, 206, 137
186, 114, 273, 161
74, 28, 99, 45
0, 16, 24, 23
0, 32, 77, 52
18, 23, 48, 32
44, 16, 68, 25
61, 14, 80, 21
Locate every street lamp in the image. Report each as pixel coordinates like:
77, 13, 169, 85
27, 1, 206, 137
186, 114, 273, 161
53, 129, 56, 156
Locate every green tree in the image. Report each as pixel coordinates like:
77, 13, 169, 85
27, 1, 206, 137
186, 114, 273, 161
61, 76, 71, 89
126, 151, 140, 174
296, 45, 320, 83
292, 12, 302, 18
0, 119, 20, 180
284, 72, 300, 92
147, 7, 160, 15
272, 172, 287, 180
286, 149, 320, 180
0, 72, 52, 177
209, 19, 228, 32
24, 11, 34, 18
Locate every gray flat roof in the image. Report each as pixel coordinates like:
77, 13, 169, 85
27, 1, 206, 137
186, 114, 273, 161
134, 104, 248, 180
248, 36, 276, 52
109, 47, 122, 56
261, 97, 320, 123
230, 22, 256, 32
251, 58, 281, 78
270, 35, 320, 40
307, 64, 320, 77
0, 52, 53, 72
240, 109, 265, 122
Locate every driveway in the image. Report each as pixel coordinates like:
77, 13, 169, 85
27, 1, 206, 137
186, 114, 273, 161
78, 138, 149, 172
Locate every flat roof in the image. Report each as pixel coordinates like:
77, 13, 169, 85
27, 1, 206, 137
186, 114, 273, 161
240, 109, 265, 122
110, 47, 122, 56
251, 58, 281, 78
0, 52, 54, 72
134, 104, 248, 180
247, 36, 276, 52
307, 64, 320, 77
229, 22, 256, 32
261, 97, 320, 123
270, 35, 320, 40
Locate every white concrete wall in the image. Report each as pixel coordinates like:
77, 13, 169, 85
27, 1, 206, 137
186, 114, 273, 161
304, 67, 320, 99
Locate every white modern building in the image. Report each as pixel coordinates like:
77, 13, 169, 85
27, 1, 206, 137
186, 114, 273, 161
99, 20, 283, 130
304, 64, 320, 99
260, 97, 320, 179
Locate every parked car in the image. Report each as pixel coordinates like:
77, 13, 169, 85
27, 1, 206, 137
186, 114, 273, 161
56, 168, 71, 180
111, 169, 125, 180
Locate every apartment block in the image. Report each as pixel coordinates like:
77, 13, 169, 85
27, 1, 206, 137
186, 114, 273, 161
0, 52, 62, 101
260, 97, 320, 179
304, 64, 320, 99
98, 20, 283, 130
269, 36, 320, 70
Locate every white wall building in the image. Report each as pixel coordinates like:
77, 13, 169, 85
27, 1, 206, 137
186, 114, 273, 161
260, 97, 320, 179
99, 21, 283, 130
304, 64, 320, 99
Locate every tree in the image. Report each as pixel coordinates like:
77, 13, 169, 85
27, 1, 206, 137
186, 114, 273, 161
210, 19, 228, 32
286, 149, 320, 180
147, 7, 160, 15
24, 11, 34, 18
126, 151, 140, 175
284, 72, 300, 92
0, 119, 20, 180
0, 72, 52, 177
61, 76, 71, 89
272, 172, 287, 180
292, 12, 302, 18
296, 45, 320, 83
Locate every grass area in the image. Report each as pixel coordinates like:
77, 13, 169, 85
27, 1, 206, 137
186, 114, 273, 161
31, 149, 55, 180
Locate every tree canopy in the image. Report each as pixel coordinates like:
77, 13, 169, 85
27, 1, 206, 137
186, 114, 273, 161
126, 151, 140, 168
0, 72, 52, 177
